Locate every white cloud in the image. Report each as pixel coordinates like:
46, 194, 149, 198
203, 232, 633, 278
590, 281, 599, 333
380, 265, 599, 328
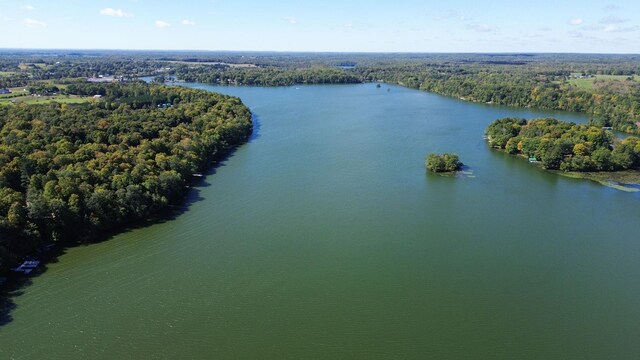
344, 23, 353, 28
582, 24, 603, 31
599, 16, 628, 24
100, 8, 133, 18
284, 17, 297, 24
434, 10, 475, 24
569, 18, 584, 25
582, 23, 639, 33
155, 20, 171, 28
466, 23, 499, 33
434, 10, 457, 21
603, 4, 619, 11
603, 25, 639, 33
24, 18, 46, 27
619, 26, 639, 32
569, 30, 585, 38
181, 19, 195, 26
568, 30, 598, 41
21, 5, 35, 11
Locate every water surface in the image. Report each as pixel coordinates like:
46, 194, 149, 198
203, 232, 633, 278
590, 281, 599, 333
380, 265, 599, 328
1, 83, 639, 359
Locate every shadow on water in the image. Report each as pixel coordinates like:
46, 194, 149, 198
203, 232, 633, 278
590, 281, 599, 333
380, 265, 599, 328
0, 284, 19, 326
0, 115, 260, 328
485, 144, 561, 185
249, 114, 261, 142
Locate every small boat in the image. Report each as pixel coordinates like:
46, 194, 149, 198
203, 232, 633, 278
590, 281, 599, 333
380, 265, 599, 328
11, 260, 40, 275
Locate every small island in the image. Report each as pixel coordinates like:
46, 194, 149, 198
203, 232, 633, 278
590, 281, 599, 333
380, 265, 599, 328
485, 117, 640, 189
425, 153, 463, 173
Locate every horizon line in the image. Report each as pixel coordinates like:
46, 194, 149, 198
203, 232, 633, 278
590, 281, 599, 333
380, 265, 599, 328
1, 48, 639, 56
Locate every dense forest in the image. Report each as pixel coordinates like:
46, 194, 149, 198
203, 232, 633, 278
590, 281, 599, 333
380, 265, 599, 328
0, 82, 252, 271
170, 66, 361, 86
485, 117, 640, 171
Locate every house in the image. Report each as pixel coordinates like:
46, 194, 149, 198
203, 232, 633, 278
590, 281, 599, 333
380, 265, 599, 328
0, 88, 11, 94
87, 75, 127, 83
93, 94, 103, 99
87, 76, 115, 83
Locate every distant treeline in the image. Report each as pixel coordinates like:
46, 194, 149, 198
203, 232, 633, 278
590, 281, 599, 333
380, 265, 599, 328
361, 66, 640, 134
173, 67, 362, 86
3, 52, 640, 133
166, 54, 640, 134
485, 117, 640, 171
0, 82, 252, 271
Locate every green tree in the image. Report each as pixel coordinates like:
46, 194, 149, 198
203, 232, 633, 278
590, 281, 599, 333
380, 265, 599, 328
426, 153, 462, 172
541, 144, 564, 170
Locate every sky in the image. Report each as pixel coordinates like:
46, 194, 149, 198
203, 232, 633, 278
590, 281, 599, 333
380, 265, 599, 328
1, 0, 640, 53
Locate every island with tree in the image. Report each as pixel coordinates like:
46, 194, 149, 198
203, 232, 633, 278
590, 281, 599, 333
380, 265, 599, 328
425, 153, 463, 173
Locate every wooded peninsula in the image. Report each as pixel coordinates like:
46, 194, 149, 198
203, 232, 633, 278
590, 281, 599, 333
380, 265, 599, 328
485, 117, 640, 172
0, 81, 252, 271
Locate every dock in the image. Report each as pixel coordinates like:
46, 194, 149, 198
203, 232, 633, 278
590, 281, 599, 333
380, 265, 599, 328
11, 260, 40, 275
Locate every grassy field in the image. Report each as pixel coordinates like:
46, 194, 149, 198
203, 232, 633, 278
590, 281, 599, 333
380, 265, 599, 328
566, 74, 636, 90
0, 81, 83, 105
18, 62, 48, 70
1, 82, 68, 93
0, 94, 90, 105
0, 86, 28, 99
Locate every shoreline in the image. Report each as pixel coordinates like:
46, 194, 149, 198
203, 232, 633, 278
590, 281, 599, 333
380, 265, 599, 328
490, 146, 640, 192
554, 170, 640, 192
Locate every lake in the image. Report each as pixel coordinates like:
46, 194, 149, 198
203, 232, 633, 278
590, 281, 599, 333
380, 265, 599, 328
1, 83, 640, 359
